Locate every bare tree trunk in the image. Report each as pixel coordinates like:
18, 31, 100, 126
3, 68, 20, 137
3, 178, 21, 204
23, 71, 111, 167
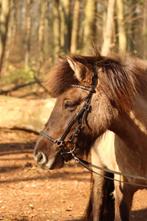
59, 2, 64, 51
82, 0, 97, 55
142, 0, 147, 59
128, 0, 139, 54
24, 0, 31, 68
70, 0, 80, 54
60, 0, 71, 53
0, 0, 11, 74
38, 0, 46, 65
116, 0, 127, 56
101, 0, 116, 56
43, 0, 50, 62
2, 0, 15, 74
53, 0, 61, 60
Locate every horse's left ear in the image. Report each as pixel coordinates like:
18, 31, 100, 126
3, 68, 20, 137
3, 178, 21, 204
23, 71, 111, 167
67, 56, 86, 82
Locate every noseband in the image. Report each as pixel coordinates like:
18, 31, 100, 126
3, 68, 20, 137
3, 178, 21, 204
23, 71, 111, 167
40, 65, 98, 161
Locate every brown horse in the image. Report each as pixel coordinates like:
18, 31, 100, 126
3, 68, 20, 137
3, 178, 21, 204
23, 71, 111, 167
34, 54, 147, 221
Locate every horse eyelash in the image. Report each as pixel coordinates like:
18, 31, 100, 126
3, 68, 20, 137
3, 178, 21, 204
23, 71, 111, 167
64, 99, 81, 109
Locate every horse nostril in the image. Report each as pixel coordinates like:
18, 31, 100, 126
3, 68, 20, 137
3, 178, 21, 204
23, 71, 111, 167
36, 152, 47, 165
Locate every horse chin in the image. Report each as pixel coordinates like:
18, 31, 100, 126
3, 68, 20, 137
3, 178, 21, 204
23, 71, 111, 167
45, 155, 64, 170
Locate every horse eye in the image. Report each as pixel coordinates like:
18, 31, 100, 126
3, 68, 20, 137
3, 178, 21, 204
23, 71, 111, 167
64, 100, 77, 111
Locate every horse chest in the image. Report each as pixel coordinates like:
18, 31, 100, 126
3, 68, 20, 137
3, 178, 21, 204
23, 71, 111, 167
94, 131, 147, 185
115, 135, 147, 183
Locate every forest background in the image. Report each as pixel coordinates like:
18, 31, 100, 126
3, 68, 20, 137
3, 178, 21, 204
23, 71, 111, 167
1, 2, 147, 220
1, 0, 147, 81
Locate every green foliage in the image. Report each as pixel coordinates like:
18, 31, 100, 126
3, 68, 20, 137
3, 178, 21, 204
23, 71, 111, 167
1, 67, 35, 86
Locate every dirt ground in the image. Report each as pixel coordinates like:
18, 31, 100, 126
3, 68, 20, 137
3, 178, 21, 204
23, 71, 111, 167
0, 129, 147, 221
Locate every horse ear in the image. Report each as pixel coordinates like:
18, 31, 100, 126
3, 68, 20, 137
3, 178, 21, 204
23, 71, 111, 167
67, 56, 85, 82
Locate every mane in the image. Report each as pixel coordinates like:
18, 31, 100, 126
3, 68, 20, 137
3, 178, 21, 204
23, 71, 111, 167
46, 55, 98, 97
97, 55, 147, 110
96, 56, 137, 110
47, 54, 147, 110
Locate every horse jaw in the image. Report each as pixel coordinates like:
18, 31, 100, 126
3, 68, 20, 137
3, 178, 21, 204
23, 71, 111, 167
45, 157, 56, 169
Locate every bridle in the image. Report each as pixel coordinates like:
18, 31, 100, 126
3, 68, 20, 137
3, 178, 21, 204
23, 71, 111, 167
40, 65, 98, 161
39, 64, 147, 187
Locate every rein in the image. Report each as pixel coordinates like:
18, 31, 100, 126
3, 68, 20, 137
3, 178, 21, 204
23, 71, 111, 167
71, 153, 147, 188
40, 64, 147, 188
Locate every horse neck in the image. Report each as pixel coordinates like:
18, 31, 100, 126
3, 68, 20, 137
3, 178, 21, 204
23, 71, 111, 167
112, 94, 147, 151
130, 94, 147, 134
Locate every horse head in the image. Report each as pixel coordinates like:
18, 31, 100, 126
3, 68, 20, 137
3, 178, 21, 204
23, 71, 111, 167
34, 54, 143, 169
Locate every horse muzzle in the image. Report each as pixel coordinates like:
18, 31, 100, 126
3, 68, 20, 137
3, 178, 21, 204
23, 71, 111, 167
34, 151, 64, 170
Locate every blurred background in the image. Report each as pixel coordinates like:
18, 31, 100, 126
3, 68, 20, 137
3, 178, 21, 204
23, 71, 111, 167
1, 0, 147, 78
0, 1, 147, 220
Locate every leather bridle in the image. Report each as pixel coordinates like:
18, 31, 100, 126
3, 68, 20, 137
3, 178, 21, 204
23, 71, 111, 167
40, 65, 98, 161
39, 64, 147, 187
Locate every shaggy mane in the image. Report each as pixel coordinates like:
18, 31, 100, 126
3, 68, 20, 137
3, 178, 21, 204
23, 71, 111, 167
47, 55, 98, 97
47, 54, 147, 110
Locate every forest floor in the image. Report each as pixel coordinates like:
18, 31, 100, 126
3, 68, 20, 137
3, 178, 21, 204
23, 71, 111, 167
0, 129, 147, 221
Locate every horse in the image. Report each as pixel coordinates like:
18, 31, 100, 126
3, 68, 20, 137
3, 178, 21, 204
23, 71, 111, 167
34, 54, 147, 221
